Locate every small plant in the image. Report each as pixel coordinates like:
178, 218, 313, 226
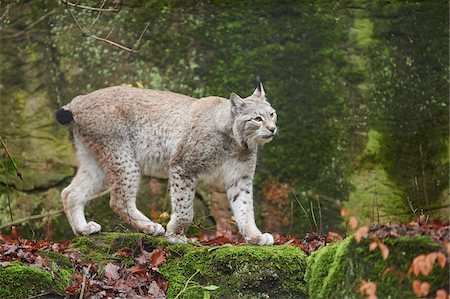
174, 270, 219, 299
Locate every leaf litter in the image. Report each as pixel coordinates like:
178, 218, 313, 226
0, 218, 448, 298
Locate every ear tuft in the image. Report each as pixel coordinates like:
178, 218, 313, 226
230, 92, 245, 113
252, 76, 266, 99
256, 76, 262, 92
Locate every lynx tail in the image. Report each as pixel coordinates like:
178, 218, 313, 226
56, 108, 73, 124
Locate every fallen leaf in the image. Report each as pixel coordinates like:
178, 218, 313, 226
355, 226, 368, 243
436, 252, 446, 269
435, 289, 448, 299
149, 248, 167, 271
445, 242, 450, 255
420, 282, 430, 297
369, 242, 378, 252
377, 242, 389, 260
412, 280, 422, 297
359, 280, 377, 297
104, 263, 120, 280
113, 247, 132, 258
412, 280, 430, 297
349, 217, 358, 230
148, 281, 165, 299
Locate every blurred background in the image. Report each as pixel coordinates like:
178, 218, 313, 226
0, 0, 448, 241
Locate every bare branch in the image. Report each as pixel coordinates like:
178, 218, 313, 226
0, 209, 64, 230
0, 136, 23, 180
2, 10, 55, 39
62, 0, 120, 12
88, 0, 107, 29
64, 2, 149, 53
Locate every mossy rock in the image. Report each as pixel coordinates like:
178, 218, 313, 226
69, 232, 169, 265
0, 261, 72, 298
160, 244, 308, 299
305, 236, 449, 299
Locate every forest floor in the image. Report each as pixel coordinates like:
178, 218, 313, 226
0, 219, 448, 298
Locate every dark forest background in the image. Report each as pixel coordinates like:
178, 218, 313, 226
0, 0, 448, 240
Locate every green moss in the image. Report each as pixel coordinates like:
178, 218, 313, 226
37, 250, 73, 268
306, 236, 449, 299
160, 245, 308, 299
0, 261, 71, 298
69, 232, 168, 265
305, 242, 339, 298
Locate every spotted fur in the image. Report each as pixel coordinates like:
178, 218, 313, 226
59, 82, 277, 245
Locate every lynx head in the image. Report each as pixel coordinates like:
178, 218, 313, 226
230, 78, 277, 149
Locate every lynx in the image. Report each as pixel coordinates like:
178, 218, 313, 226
57, 79, 277, 245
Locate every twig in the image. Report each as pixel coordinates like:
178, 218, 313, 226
25, 292, 51, 299
0, 136, 22, 180
133, 22, 150, 49
310, 201, 319, 233
0, 189, 110, 230
88, 0, 107, 29
2, 10, 55, 39
174, 269, 200, 299
64, 2, 148, 53
0, 209, 64, 230
1, 160, 14, 222
292, 189, 314, 232
79, 264, 91, 299
62, 0, 120, 12
316, 195, 323, 236
0, 173, 74, 194
407, 198, 417, 217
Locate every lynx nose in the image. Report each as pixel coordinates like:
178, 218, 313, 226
268, 126, 276, 133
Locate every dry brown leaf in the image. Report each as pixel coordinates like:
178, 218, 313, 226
377, 241, 389, 260
412, 280, 422, 297
369, 242, 378, 252
340, 208, 348, 217
104, 263, 120, 280
412, 280, 430, 297
411, 255, 426, 277
349, 216, 358, 230
445, 242, 450, 255
355, 226, 369, 243
420, 282, 430, 296
435, 289, 448, 299
436, 252, 447, 269
359, 280, 377, 296
426, 252, 437, 267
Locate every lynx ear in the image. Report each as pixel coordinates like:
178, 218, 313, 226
252, 76, 266, 99
230, 92, 245, 113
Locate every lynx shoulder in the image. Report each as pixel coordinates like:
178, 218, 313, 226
58, 79, 278, 245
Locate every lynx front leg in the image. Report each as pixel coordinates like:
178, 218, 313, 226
166, 167, 196, 244
226, 175, 274, 246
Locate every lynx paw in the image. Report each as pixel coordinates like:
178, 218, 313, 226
166, 234, 188, 244
78, 221, 102, 236
247, 233, 274, 246
142, 223, 165, 236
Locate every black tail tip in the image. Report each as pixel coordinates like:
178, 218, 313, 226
56, 108, 73, 124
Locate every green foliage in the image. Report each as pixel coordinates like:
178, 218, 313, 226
305, 236, 449, 298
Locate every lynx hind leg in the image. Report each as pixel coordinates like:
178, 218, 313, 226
105, 151, 164, 236
62, 137, 106, 236
166, 167, 196, 244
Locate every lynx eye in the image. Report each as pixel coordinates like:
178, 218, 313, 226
270, 112, 275, 119
253, 117, 263, 122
